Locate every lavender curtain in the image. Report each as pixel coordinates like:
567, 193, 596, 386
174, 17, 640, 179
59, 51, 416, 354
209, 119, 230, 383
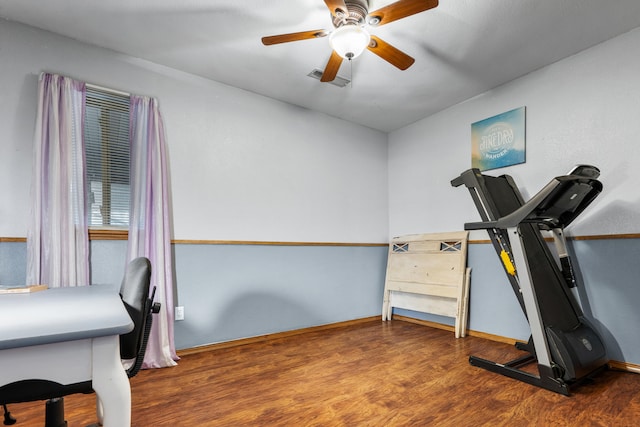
128, 95, 178, 368
26, 73, 89, 288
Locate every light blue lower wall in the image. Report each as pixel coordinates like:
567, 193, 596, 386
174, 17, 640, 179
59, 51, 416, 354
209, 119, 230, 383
0, 242, 26, 284
568, 238, 640, 364
0, 240, 388, 351
171, 244, 388, 350
0, 240, 130, 286
90, 240, 129, 285
2, 237, 639, 364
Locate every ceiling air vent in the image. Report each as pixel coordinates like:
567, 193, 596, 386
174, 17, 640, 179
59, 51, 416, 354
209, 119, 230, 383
307, 69, 350, 88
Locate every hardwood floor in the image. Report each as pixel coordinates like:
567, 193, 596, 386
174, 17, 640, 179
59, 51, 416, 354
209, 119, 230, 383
6, 320, 640, 426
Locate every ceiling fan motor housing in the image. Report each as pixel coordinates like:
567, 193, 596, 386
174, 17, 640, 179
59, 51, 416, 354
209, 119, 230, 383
332, 0, 369, 27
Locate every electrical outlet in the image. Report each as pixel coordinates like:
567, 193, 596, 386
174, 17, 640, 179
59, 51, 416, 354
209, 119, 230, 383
175, 306, 185, 321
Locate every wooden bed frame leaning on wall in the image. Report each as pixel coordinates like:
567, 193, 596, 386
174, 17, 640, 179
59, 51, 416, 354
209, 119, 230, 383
382, 231, 471, 338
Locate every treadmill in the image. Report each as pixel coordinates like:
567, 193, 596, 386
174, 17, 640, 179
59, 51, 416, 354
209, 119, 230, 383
451, 165, 608, 395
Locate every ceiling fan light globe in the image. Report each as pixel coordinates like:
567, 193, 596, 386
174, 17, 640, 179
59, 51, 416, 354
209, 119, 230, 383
329, 24, 370, 59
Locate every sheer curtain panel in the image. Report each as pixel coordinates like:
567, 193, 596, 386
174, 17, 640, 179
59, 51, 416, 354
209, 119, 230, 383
128, 95, 178, 368
26, 73, 89, 287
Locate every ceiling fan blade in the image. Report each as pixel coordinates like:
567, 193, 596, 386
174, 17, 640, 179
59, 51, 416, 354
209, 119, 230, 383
324, 0, 349, 18
262, 29, 328, 45
367, 35, 415, 70
320, 51, 344, 82
368, 0, 438, 27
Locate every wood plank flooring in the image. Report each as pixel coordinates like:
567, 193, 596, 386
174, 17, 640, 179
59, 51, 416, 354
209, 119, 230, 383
6, 320, 640, 426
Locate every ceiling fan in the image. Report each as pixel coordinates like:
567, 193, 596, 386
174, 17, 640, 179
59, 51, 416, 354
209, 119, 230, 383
262, 0, 439, 83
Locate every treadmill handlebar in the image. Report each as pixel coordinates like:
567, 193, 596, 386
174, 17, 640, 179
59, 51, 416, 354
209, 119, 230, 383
567, 164, 600, 179
469, 179, 563, 230
450, 168, 481, 188
454, 165, 602, 231
464, 220, 499, 231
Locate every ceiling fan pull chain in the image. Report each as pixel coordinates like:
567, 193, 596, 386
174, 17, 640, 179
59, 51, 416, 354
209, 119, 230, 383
350, 58, 353, 88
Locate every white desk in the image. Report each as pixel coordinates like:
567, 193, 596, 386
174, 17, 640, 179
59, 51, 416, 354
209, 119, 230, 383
0, 285, 134, 426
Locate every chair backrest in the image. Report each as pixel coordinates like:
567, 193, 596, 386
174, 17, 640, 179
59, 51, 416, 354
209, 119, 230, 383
119, 257, 152, 361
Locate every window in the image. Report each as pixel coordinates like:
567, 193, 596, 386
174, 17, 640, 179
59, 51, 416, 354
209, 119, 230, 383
84, 86, 130, 228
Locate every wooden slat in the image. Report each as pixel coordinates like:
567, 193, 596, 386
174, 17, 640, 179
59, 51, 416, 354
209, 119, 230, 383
3, 234, 639, 244
89, 228, 128, 240
387, 253, 465, 284
0, 237, 26, 242
392, 230, 468, 242
390, 291, 458, 317
387, 281, 460, 299
171, 239, 387, 247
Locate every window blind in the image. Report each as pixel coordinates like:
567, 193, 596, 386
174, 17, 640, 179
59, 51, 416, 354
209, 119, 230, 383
84, 86, 130, 227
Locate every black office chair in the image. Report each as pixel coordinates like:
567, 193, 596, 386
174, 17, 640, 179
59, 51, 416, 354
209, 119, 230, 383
1, 257, 161, 426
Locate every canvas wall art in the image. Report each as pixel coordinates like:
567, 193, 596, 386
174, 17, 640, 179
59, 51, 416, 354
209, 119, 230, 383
471, 106, 526, 171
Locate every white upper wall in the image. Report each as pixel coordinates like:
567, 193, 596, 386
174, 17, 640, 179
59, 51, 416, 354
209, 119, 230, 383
388, 27, 640, 238
0, 20, 388, 243
4, 19, 639, 243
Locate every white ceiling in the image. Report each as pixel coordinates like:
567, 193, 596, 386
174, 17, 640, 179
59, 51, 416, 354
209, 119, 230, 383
2, 0, 640, 132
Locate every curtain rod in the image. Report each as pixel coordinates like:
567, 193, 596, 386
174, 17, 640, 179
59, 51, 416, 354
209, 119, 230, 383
39, 72, 133, 98
85, 82, 131, 97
